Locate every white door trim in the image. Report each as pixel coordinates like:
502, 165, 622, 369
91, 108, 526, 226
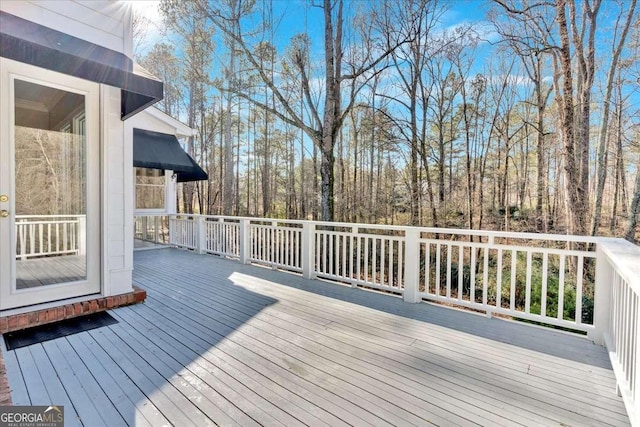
0, 58, 101, 310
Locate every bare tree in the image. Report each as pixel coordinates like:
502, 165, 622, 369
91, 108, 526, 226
184, 0, 406, 221
591, 0, 637, 235
625, 175, 640, 242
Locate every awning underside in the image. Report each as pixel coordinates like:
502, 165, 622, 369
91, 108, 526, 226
133, 128, 208, 182
0, 11, 163, 120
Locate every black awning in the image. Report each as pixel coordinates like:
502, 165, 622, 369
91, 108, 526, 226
133, 128, 208, 182
0, 11, 163, 120
176, 153, 209, 183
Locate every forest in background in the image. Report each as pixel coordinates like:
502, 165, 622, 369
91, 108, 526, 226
134, 0, 640, 241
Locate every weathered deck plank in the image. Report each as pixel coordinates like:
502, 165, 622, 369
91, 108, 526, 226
134, 255, 626, 425
2, 248, 630, 426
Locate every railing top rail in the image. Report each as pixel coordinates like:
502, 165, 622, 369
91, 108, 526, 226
170, 214, 600, 245
16, 220, 80, 225
133, 213, 171, 217
15, 214, 85, 219
598, 237, 640, 295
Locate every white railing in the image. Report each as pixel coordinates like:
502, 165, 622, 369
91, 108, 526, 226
134, 215, 171, 247
415, 229, 597, 332
163, 214, 637, 424
169, 215, 198, 250
314, 224, 405, 293
15, 215, 86, 260
596, 238, 640, 426
165, 215, 599, 328
249, 220, 302, 272
206, 217, 241, 258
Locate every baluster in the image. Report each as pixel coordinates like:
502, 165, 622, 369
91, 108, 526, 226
446, 244, 451, 298
459, 245, 465, 301
388, 239, 394, 288
575, 255, 584, 324
380, 238, 386, 288
541, 253, 549, 318
496, 249, 503, 308
510, 250, 517, 311
525, 251, 532, 313
558, 255, 566, 320
371, 237, 376, 284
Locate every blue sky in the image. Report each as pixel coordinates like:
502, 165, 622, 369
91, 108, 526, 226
133, 0, 495, 55
132, 0, 639, 131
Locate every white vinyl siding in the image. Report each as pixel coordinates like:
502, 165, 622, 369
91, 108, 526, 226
0, 1, 129, 54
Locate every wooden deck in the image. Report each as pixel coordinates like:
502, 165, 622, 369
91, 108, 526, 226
16, 255, 86, 289
2, 248, 629, 426
134, 238, 168, 251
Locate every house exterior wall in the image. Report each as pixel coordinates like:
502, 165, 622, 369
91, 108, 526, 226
0, 1, 131, 56
0, 1, 137, 311
102, 85, 134, 295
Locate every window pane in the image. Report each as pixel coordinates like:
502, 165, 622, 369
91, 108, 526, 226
14, 79, 87, 288
135, 168, 166, 209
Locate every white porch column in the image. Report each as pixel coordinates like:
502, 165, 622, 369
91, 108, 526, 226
302, 222, 316, 280
196, 215, 206, 254
403, 228, 421, 303
590, 240, 613, 346
239, 219, 251, 264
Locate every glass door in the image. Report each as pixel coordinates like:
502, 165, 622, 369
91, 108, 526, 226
0, 59, 100, 310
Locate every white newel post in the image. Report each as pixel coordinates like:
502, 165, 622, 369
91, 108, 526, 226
404, 228, 421, 303
196, 215, 206, 254
78, 216, 86, 256
590, 241, 613, 346
239, 219, 250, 264
302, 222, 316, 280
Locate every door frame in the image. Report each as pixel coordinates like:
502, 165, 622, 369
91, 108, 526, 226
0, 58, 101, 310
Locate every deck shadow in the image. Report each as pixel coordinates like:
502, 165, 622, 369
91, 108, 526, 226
3, 249, 279, 426
198, 251, 612, 371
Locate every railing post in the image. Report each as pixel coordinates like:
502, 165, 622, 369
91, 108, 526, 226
196, 215, 206, 254
77, 216, 86, 256
168, 216, 175, 246
403, 228, 421, 303
590, 241, 613, 346
485, 235, 494, 318
19, 220, 26, 260
239, 219, 250, 264
351, 226, 358, 288
302, 222, 316, 280
154, 216, 160, 244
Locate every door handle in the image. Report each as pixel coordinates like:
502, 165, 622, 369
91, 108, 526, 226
0, 210, 8, 218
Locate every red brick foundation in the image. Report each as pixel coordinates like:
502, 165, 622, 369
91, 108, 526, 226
0, 286, 146, 405
0, 286, 146, 335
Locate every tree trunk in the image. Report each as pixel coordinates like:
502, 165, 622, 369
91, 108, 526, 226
624, 157, 640, 243
591, 0, 636, 235
556, 0, 585, 235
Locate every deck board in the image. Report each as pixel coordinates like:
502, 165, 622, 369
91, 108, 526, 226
114, 305, 340, 426
16, 255, 85, 289
0, 340, 29, 406
39, 340, 108, 427
68, 333, 168, 427
2, 248, 630, 426
134, 258, 624, 426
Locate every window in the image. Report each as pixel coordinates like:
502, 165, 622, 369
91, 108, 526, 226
135, 168, 166, 210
